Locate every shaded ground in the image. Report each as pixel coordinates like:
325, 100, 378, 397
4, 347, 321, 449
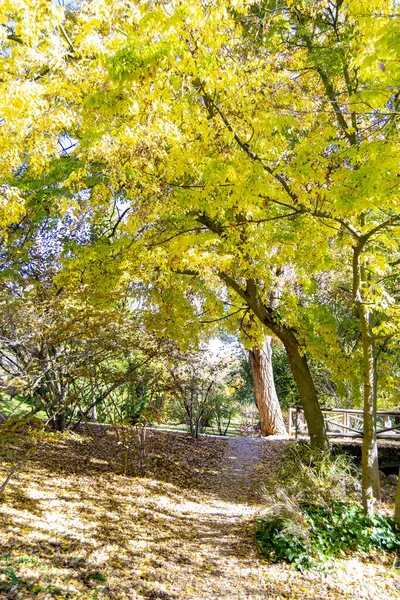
0, 430, 399, 599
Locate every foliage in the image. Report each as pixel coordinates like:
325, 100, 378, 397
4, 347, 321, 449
272, 347, 351, 410
230, 354, 255, 407
256, 515, 313, 569
0, 279, 171, 431
166, 346, 253, 437
95, 356, 169, 428
209, 390, 238, 436
271, 345, 299, 409
304, 501, 400, 555
167, 357, 215, 438
0, 212, 179, 431
257, 441, 400, 568
273, 443, 358, 505
256, 501, 400, 570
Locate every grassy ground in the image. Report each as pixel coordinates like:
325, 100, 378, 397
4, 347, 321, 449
0, 428, 399, 599
149, 421, 260, 438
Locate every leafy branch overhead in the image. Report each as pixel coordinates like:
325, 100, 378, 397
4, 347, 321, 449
1, 0, 400, 521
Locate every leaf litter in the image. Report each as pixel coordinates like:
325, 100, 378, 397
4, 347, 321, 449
0, 428, 398, 599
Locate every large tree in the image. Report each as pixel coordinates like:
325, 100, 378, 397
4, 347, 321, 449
237, 0, 400, 513
3, 0, 400, 510
249, 337, 287, 436
0, 0, 329, 449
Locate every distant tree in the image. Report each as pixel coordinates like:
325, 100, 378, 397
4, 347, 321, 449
210, 390, 237, 436
169, 373, 214, 440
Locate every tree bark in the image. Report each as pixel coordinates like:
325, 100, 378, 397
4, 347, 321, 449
249, 337, 287, 436
269, 322, 329, 451
395, 468, 400, 523
246, 282, 328, 451
353, 245, 381, 514
359, 306, 380, 514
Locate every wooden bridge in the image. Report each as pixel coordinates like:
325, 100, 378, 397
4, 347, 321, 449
288, 407, 400, 440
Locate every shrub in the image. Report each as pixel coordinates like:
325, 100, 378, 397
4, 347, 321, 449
274, 442, 358, 506
257, 443, 400, 569
256, 515, 313, 569
256, 500, 400, 569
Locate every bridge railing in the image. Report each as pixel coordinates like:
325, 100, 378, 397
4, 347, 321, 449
288, 407, 400, 439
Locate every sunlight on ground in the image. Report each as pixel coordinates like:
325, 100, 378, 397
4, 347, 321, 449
0, 433, 399, 600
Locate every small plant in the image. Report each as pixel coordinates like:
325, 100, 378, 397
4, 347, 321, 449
304, 501, 400, 555
256, 515, 314, 569
82, 570, 106, 582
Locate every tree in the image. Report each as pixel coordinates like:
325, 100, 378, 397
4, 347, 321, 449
31, 0, 328, 450
3, 0, 400, 510
168, 355, 215, 438
249, 338, 287, 436
0, 207, 177, 430
210, 390, 238, 436
237, 0, 400, 512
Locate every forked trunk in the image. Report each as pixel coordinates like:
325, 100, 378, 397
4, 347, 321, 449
249, 337, 287, 436
217, 275, 328, 451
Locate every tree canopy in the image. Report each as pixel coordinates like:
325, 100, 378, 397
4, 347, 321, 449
1, 0, 400, 513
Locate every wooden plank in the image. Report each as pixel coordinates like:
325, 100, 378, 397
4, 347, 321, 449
321, 408, 400, 416
326, 432, 363, 438
325, 418, 364, 435
376, 425, 400, 435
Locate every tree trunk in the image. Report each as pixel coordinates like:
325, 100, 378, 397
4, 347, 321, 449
88, 404, 98, 422
274, 325, 329, 451
217, 274, 328, 451
359, 307, 380, 514
55, 410, 65, 432
395, 468, 400, 523
251, 286, 328, 450
89, 381, 98, 422
249, 337, 287, 436
352, 243, 380, 514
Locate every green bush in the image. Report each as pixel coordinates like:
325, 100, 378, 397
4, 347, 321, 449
256, 516, 313, 569
257, 443, 400, 569
256, 500, 400, 569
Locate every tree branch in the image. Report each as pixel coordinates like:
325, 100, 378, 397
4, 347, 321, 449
198, 307, 246, 324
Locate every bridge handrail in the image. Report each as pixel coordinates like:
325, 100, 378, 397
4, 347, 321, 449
288, 407, 400, 439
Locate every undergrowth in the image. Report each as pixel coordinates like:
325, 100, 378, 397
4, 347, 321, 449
256, 443, 400, 569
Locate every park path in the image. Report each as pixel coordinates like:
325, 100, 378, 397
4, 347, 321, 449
127, 436, 396, 599
129, 435, 298, 599
1, 433, 397, 599
218, 436, 265, 501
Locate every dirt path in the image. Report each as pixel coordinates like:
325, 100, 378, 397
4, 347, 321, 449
217, 436, 265, 502
0, 433, 399, 599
